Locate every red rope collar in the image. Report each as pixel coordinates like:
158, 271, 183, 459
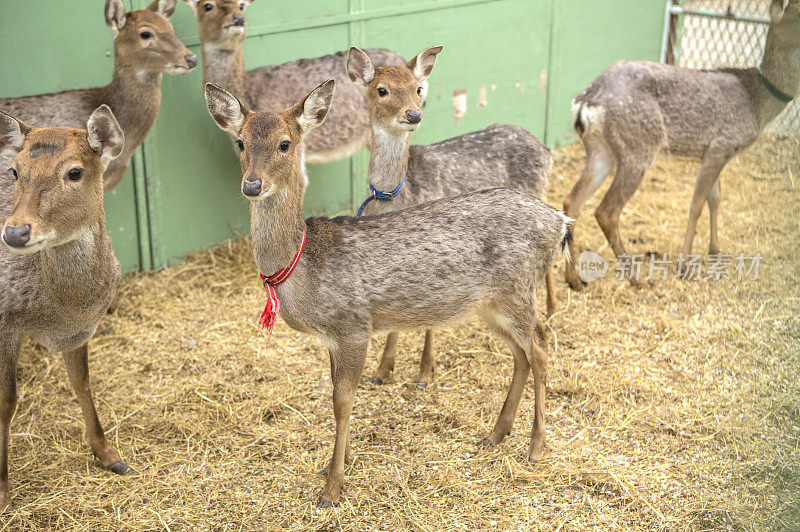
258, 230, 306, 335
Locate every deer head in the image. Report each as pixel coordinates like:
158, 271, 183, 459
769, 0, 800, 52
347, 46, 442, 134
204, 80, 334, 200
105, 0, 197, 77
183, 0, 253, 51
0, 106, 123, 254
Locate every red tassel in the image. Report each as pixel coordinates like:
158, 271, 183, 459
256, 231, 306, 343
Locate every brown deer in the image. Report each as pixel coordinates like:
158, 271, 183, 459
0, 105, 130, 510
0, 0, 197, 192
563, 0, 800, 290
204, 79, 572, 507
182, 0, 405, 168
347, 46, 556, 388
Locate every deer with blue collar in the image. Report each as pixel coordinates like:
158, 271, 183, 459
347, 45, 556, 388
204, 79, 572, 507
563, 0, 800, 290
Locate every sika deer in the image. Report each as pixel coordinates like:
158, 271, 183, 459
183, 0, 405, 167
204, 80, 572, 507
346, 46, 555, 387
0, 106, 129, 510
0, 0, 197, 192
563, 0, 800, 290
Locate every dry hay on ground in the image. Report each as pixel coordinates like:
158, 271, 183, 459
3, 135, 799, 531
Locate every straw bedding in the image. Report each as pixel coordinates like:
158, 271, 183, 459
3, 134, 798, 530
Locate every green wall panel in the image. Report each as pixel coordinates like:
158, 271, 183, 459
0, 0, 142, 272
545, 0, 667, 148
1, 0, 667, 272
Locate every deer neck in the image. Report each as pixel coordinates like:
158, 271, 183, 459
100, 62, 162, 161
202, 44, 248, 97
757, 32, 800, 123
367, 124, 410, 192
39, 217, 114, 300
250, 183, 307, 276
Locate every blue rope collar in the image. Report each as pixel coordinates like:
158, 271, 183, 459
355, 172, 407, 217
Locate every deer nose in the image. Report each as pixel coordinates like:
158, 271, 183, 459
405, 110, 422, 124
3, 225, 31, 248
231, 13, 245, 26
185, 54, 198, 69
242, 179, 262, 197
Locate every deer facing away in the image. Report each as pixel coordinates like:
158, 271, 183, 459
563, 0, 800, 290
346, 46, 556, 387
0, 106, 130, 510
182, 0, 405, 168
204, 79, 571, 506
0, 0, 197, 192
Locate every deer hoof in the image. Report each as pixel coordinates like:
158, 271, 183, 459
317, 497, 339, 509
0, 493, 11, 512
566, 277, 586, 292
413, 381, 429, 390
107, 461, 133, 475
318, 466, 329, 477
369, 376, 385, 385
477, 438, 497, 447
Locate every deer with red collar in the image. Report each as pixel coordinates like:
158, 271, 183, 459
562, 0, 800, 290
347, 46, 555, 388
0, 106, 129, 510
204, 79, 572, 507
0, 0, 196, 192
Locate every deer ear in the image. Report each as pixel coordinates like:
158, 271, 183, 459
147, 0, 179, 19
182, 0, 200, 14
347, 47, 375, 87
770, 0, 787, 21
407, 45, 443, 83
292, 79, 336, 135
0, 112, 30, 157
87, 105, 124, 166
105, 0, 127, 37
205, 83, 249, 135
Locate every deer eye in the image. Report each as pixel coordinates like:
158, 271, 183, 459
11, 168, 18, 180
279, 140, 290, 152
377, 87, 388, 97
204, 3, 213, 11
140, 31, 152, 39
416, 87, 422, 96
236, 139, 244, 151
68, 168, 83, 181
239, 2, 245, 9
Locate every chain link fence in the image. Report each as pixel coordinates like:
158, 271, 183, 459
663, 0, 799, 133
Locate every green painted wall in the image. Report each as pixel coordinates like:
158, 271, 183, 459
0, 0, 666, 273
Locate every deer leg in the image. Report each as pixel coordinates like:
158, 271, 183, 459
563, 137, 615, 291
544, 269, 557, 318
594, 157, 650, 288
62, 344, 130, 475
416, 329, 435, 387
527, 322, 549, 462
707, 177, 722, 256
679, 156, 728, 261
320, 338, 368, 508
480, 340, 530, 446
0, 337, 19, 511
371, 332, 398, 384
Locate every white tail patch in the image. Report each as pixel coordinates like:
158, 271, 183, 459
572, 100, 606, 137
558, 212, 575, 263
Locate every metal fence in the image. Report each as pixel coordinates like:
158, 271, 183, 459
662, 0, 799, 133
